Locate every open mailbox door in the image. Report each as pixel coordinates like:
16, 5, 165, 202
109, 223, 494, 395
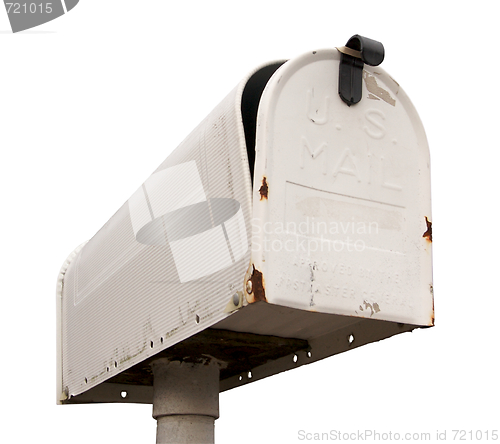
57, 40, 433, 407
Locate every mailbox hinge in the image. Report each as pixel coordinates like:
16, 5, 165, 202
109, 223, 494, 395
338, 35, 385, 106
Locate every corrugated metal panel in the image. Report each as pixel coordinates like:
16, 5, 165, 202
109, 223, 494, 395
60, 72, 259, 400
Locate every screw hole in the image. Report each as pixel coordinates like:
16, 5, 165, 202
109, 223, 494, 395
195, 314, 200, 324
150, 341, 154, 348
293, 354, 298, 363
106, 367, 110, 372
247, 371, 252, 379
348, 334, 355, 345
307, 351, 312, 358
120, 391, 128, 399
84, 378, 88, 384
160, 337, 164, 344
238, 375, 243, 381
114, 361, 118, 368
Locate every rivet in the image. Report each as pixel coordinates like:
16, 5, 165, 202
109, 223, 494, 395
246, 280, 253, 294
232, 292, 240, 306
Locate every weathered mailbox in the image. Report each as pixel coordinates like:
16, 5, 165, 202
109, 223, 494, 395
57, 36, 433, 443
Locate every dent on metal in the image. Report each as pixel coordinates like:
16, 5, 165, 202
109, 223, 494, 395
423, 216, 432, 242
363, 72, 396, 106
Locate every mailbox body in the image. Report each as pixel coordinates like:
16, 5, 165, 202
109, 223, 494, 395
57, 49, 433, 404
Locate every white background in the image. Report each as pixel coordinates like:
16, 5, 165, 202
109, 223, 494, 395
1, 1, 498, 443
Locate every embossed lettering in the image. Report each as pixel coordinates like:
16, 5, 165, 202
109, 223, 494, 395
364, 109, 386, 139
332, 148, 361, 182
306, 89, 330, 125
381, 156, 403, 191
301, 136, 327, 174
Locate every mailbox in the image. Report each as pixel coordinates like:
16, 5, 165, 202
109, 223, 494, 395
57, 38, 433, 408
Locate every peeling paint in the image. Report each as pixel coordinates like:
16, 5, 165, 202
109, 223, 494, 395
363, 300, 381, 317
388, 75, 400, 88
363, 72, 396, 106
309, 263, 318, 307
423, 217, 432, 242
259, 177, 269, 200
368, 93, 380, 101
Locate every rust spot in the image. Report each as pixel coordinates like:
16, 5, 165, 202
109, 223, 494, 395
259, 177, 268, 200
249, 267, 267, 302
423, 217, 432, 242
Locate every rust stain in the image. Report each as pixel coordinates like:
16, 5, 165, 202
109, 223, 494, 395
423, 217, 432, 242
259, 177, 268, 200
249, 266, 267, 303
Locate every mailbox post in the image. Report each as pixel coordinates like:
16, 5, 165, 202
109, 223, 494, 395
57, 36, 433, 444
152, 359, 220, 444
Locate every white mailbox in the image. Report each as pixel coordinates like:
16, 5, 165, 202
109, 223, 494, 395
57, 37, 433, 408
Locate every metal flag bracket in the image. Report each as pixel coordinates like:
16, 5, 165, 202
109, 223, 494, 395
337, 34, 385, 106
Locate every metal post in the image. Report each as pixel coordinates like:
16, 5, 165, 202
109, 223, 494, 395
152, 358, 220, 444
